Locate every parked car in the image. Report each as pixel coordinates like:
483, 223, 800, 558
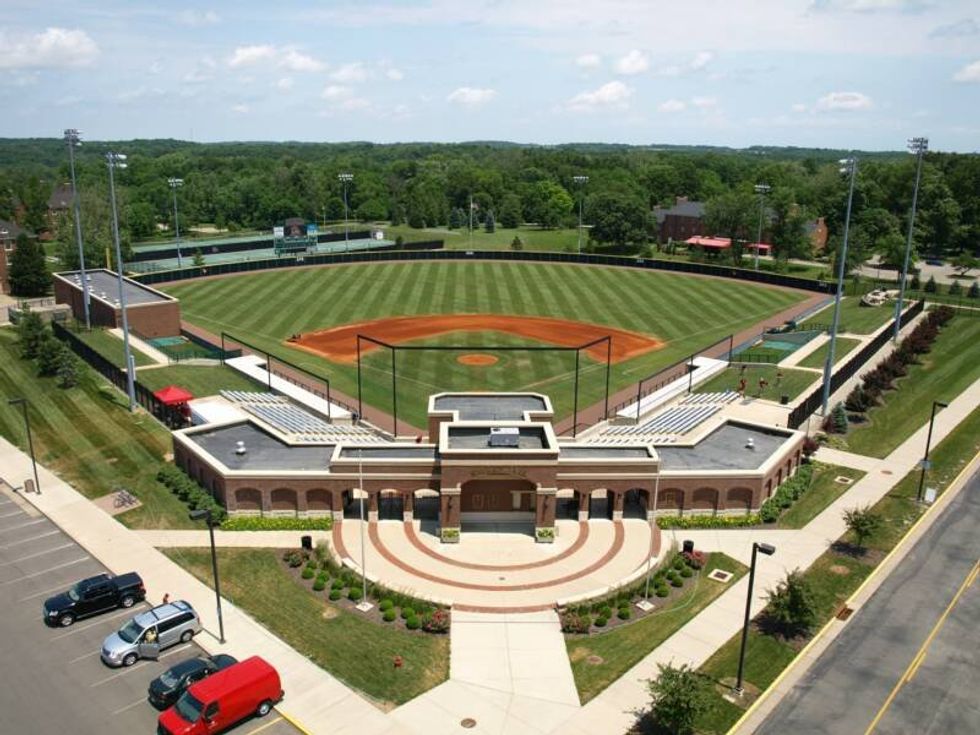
925, 257, 944, 266
43, 572, 145, 627
148, 655, 238, 709
101, 600, 201, 668
157, 656, 283, 735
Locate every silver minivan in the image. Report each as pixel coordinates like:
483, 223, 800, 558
100, 600, 201, 667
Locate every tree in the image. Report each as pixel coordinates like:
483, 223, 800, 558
948, 279, 963, 296
16, 306, 47, 359
484, 210, 495, 234
968, 281, 979, 299
7, 234, 49, 297
646, 663, 712, 735
127, 201, 157, 239
876, 232, 910, 271
924, 275, 938, 293
56, 347, 81, 388
355, 198, 387, 222
843, 505, 883, 550
36, 334, 64, 376
511, 235, 523, 251
448, 207, 466, 230
768, 191, 811, 262
705, 190, 755, 265
526, 180, 572, 229
498, 194, 523, 229
193, 249, 205, 267
765, 569, 818, 637
832, 402, 849, 434
588, 193, 647, 251
951, 252, 978, 277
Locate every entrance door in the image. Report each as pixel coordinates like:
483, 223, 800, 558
460, 480, 536, 523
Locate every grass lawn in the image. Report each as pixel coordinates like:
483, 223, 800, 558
694, 365, 817, 402
566, 553, 746, 703
384, 224, 580, 251
801, 297, 897, 335
796, 336, 861, 369
136, 364, 263, 397
0, 328, 196, 529
164, 261, 808, 428
843, 315, 980, 457
67, 325, 155, 367
776, 463, 866, 529
162, 548, 449, 706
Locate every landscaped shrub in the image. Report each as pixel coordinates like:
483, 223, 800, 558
672, 556, 686, 570
282, 550, 304, 568
221, 516, 332, 531
560, 612, 592, 634
949, 280, 963, 296
301, 567, 315, 580
617, 607, 631, 621
656, 513, 761, 529
348, 586, 363, 602
382, 609, 397, 622
379, 598, 393, 611
328, 589, 341, 601
969, 281, 979, 299
924, 275, 937, 293
331, 578, 343, 590
156, 464, 227, 523
312, 577, 326, 591
669, 574, 683, 588
599, 605, 612, 619
846, 385, 873, 413
801, 436, 819, 460
422, 609, 451, 634
594, 616, 608, 628
655, 585, 669, 598
400, 607, 415, 620
405, 616, 421, 630
682, 550, 706, 569
680, 566, 693, 578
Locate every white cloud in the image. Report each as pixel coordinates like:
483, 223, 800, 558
385, 67, 404, 81
953, 59, 980, 82
567, 80, 632, 111
447, 86, 497, 107
815, 91, 874, 110
280, 49, 325, 72
339, 97, 371, 111
183, 69, 212, 84
791, 103, 808, 113
0, 27, 99, 69
277, 77, 294, 91
228, 45, 276, 67
231, 103, 250, 114
614, 49, 648, 75
655, 50, 713, 77
176, 10, 220, 27
691, 96, 717, 109
809, 0, 931, 13
321, 84, 352, 100
930, 18, 979, 38
576, 52, 601, 69
658, 98, 687, 113
689, 51, 713, 70
331, 62, 369, 83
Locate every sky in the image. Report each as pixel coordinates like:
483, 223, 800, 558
1, 0, 978, 152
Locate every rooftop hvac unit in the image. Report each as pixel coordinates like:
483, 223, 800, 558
488, 427, 520, 448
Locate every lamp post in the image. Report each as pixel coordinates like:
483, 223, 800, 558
168, 177, 184, 268
893, 137, 928, 343
189, 508, 225, 643
753, 183, 771, 270
916, 400, 948, 503
734, 541, 776, 695
106, 152, 137, 412
356, 449, 373, 612
338, 173, 353, 252
573, 175, 589, 254
821, 157, 858, 416
64, 129, 91, 329
8, 398, 40, 494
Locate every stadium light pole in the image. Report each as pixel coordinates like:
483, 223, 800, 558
106, 152, 137, 412
734, 542, 776, 695
916, 400, 947, 503
573, 175, 589, 255
168, 177, 184, 268
893, 137, 928, 343
8, 398, 41, 494
338, 173, 353, 252
356, 449, 373, 612
189, 508, 225, 644
821, 157, 858, 417
753, 183, 771, 270
64, 128, 91, 329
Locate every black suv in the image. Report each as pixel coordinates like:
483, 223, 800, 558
43, 572, 145, 627
147, 654, 238, 709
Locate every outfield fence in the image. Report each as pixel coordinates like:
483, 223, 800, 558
127, 229, 376, 263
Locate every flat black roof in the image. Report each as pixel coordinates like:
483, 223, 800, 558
338, 446, 437, 459
657, 422, 792, 471
447, 426, 549, 450
433, 395, 547, 421
187, 422, 331, 471
59, 269, 173, 306
560, 446, 652, 459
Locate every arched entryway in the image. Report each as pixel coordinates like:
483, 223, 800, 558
555, 489, 577, 520
307, 488, 331, 516
460, 479, 535, 528
726, 487, 753, 514
234, 488, 262, 515
623, 488, 649, 520
692, 487, 719, 515
589, 489, 611, 519
657, 488, 684, 516
378, 489, 404, 521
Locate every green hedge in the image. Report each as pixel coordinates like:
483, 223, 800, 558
657, 513, 761, 529
156, 464, 227, 523
760, 463, 814, 523
220, 516, 334, 531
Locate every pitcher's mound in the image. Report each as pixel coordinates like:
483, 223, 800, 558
457, 353, 499, 366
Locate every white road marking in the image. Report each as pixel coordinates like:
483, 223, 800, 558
18, 581, 85, 602
90, 643, 193, 687
111, 697, 150, 716
0, 519, 46, 534
53, 606, 149, 640
0, 557, 91, 585
0, 529, 61, 550
0, 510, 27, 519
0, 542, 76, 566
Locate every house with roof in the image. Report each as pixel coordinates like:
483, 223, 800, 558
653, 196, 706, 243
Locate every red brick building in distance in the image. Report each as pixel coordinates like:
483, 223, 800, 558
653, 197, 706, 243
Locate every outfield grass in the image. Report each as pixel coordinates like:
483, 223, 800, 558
164, 262, 808, 428
843, 315, 980, 457
67, 325, 155, 367
566, 553, 746, 703
384, 224, 580, 251
801, 297, 896, 335
136, 364, 262, 397
163, 548, 449, 706
0, 328, 196, 529
777, 464, 865, 529
796, 336, 861, 369
694, 365, 817, 402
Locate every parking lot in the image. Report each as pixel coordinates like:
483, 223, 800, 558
0, 485, 298, 735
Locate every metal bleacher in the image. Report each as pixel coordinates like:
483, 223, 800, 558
678, 391, 740, 406
220, 391, 383, 443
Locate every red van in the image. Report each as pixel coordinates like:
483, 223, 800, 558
157, 656, 283, 735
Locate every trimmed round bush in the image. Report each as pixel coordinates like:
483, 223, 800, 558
599, 605, 612, 619
301, 567, 315, 580
331, 578, 344, 590
401, 607, 416, 620
655, 585, 669, 598
672, 556, 686, 570
382, 608, 397, 622
328, 589, 341, 601
312, 578, 326, 592
617, 607, 631, 621
670, 576, 684, 588
405, 616, 421, 630
680, 566, 694, 578
594, 616, 608, 628
348, 586, 363, 602
379, 598, 394, 612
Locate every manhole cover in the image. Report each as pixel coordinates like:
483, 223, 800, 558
460, 718, 477, 728
586, 655, 604, 665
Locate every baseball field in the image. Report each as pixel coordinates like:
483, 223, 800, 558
162, 261, 813, 429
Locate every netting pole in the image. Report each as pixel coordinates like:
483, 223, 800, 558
356, 335, 363, 422
687, 352, 695, 394
635, 376, 642, 423
572, 348, 581, 438
326, 378, 332, 422
727, 334, 734, 366
391, 346, 398, 437
220, 333, 225, 365
265, 352, 272, 389
604, 336, 612, 420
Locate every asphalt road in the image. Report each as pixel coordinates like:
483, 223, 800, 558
0, 485, 298, 735
758, 469, 980, 735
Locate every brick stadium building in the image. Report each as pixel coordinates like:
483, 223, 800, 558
173, 392, 805, 542
53, 269, 181, 338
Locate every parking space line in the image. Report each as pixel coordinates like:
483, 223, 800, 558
90, 644, 194, 687
0, 557, 91, 585
0, 529, 61, 550
244, 716, 284, 734
0, 510, 27, 520
0, 542, 76, 566
111, 697, 150, 716
0, 519, 46, 534
19, 581, 88, 602
53, 606, 149, 640
68, 650, 99, 664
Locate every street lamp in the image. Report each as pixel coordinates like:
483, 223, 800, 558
356, 449, 373, 612
338, 173, 353, 252
64, 129, 91, 329
893, 137, 928, 343
753, 183, 771, 270
8, 398, 40, 494
916, 400, 948, 503
168, 177, 184, 268
821, 157, 858, 416
189, 508, 225, 643
573, 175, 589, 255
734, 541, 776, 695
106, 152, 137, 412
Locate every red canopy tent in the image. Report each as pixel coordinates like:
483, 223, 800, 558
153, 385, 194, 406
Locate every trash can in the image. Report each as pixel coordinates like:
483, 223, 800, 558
683, 539, 695, 554
780, 394, 790, 405
301, 535, 313, 551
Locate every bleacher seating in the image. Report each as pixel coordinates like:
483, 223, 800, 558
599, 404, 720, 440
221, 390, 384, 443
679, 391, 739, 406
